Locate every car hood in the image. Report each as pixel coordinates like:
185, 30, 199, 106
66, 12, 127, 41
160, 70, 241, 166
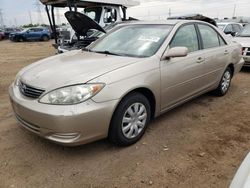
20, 50, 140, 90
233, 37, 250, 47
65, 11, 106, 36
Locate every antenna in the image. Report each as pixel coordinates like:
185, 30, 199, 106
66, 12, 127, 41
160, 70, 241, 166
0, 9, 5, 28
28, 11, 33, 24
34, 0, 44, 24
168, 8, 171, 17
233, 4, 236, 18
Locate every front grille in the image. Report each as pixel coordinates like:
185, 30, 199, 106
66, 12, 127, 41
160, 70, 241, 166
243, 47, 250, 56
19, 81, 45, 99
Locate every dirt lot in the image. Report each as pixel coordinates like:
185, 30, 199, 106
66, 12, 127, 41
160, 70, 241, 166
0, 40, 249, 188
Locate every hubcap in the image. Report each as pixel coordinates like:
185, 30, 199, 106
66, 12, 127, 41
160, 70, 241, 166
122, 103, 147, 139
221, 71, 231, 93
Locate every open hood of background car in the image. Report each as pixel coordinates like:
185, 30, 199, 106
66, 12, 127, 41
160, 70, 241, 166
65, 11, 106, 36
168, 14, 217, 27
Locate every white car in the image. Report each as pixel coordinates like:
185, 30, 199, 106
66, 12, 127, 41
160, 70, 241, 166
234, 24, 250, 67
230, 152, 250, 188
217, 22, 243, 36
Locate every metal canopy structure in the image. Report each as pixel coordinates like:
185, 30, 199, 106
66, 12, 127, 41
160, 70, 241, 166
40, 0, 140, 8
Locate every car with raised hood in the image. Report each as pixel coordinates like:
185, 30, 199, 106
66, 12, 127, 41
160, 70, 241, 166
39, 0, 140, 53
9, 27, 51, 42
57, 11, 137, 53
233, 24, 250, 67
9, 20, 244, 146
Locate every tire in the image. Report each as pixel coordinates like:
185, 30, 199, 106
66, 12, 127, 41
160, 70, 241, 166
108, 92, 151, 146
42, 35, 49, 41
212, 67, 232, 96
18, 37, 25, 42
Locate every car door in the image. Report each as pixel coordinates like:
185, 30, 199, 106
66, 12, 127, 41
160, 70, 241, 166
197, 23, 230, 87
33, 28, 43, 40
160, 24, 209, 110
25, 28, 36, 40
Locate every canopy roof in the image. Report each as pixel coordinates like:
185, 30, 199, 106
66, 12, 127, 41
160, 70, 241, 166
40, 0, 140, 8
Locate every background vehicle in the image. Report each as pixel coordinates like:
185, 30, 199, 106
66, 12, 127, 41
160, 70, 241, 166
234, 24, 250, 67
9, 20, 243, 146
217, 22, 243, 36
0, 29, 5, 40
9, 27, 51, 42
3, 28, 22, 39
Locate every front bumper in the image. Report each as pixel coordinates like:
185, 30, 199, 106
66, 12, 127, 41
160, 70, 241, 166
243, 56, 250, 67
9, 83, 118, 146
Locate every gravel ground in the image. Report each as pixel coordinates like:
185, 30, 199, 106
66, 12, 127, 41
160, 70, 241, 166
0, 40, 249, 188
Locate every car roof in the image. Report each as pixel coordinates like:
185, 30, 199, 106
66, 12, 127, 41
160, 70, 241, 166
217, 22, 241, 25
118, 19, 214, 26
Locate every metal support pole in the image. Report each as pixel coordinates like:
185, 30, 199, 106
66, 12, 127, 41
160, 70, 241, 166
51, 6, 58, 44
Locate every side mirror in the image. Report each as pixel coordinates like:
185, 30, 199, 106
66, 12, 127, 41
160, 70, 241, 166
162, 47, 188, 60
225, 31, 236, 36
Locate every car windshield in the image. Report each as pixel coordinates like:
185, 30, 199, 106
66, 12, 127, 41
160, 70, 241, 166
237, 24, 250, 37
89, 24, 173, 58
217, 24, 226, 30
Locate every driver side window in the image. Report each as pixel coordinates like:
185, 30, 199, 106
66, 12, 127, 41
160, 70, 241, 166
170, 24, 199, 53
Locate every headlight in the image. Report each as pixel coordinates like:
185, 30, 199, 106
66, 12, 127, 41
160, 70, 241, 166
14, 76, 20, 86
39, 84, 105, 105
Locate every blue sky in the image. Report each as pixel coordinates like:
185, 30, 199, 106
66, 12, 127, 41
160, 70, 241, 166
1, 0, 250, 26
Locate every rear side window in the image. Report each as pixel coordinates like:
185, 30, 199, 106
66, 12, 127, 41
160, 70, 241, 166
170, 24, 199, 53
233, 24, 242, 33
224, 24, 233, 33
198, 24, 220, 49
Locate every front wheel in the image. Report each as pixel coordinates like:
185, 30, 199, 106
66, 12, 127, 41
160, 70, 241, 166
212, 67, 232, 96
18, 36, 25, 42
108, 93, 151, 146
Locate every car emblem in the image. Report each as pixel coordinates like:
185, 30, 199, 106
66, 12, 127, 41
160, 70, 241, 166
21, 84, 27, 92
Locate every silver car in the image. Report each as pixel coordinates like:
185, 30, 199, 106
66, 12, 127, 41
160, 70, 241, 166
9, 20, 244, 146
234, 24, 250, 67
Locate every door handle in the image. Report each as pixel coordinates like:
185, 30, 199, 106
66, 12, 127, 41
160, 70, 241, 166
196, 57, 205, 63
224, 50, 229, 54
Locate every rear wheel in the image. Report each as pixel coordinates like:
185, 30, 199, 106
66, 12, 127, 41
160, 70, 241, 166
108, 92, 151, 146
42, 35, 49, 41
212, 67, 232, 96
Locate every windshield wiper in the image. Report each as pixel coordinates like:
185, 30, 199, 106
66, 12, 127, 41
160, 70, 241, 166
81, 47, 92, 52
92, 50, 123, 56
